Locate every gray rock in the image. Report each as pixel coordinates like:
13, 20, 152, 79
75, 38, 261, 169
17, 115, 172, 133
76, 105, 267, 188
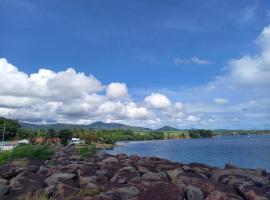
119, 166, 136, 172
44, 173, 76, 185
142, 171, 161, 181
38, 166, 48, 174
186, 185, 204, 200
211, 168, 266, 182
44, 185, 55, 196
96, 169, 108, 176
115, 186, 139, 200
0, 178, 8, 186
79, 176, 98, 187
205, 191, 244, 200
102, 157, 119, 163
70, 155, 82, 160
0, 186, 9, 198
183, 165, 191, 171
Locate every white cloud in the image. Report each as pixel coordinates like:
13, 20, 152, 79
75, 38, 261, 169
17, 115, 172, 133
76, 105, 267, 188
0, 58, 154, 124
210, 25, 270, 88
0, 58, 103, 100
213, 98, 229, 105
106, 82, 128, 99
187, 115, 200, 122
174, 57, 211, 65
145, 93, 172, 109
175, 102, 183, 109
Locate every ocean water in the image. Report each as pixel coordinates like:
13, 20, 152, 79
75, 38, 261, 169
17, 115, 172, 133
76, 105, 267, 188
106, 135, 270, 171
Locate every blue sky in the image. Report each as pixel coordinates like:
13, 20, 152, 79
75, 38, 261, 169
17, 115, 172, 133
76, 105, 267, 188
0, 0, 270, 129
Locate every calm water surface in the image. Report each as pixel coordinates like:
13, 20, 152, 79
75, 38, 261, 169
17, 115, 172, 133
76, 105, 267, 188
107, 135, 270, 171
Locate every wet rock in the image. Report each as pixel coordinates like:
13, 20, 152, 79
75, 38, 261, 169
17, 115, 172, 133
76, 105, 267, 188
186, 185, 204, 200
44, 173, 76, 185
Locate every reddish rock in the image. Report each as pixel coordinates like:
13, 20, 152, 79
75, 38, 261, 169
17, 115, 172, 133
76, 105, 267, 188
137, 182, 184, 200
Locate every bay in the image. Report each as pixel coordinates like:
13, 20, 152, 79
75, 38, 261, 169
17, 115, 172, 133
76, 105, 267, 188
107, 135, 270, 171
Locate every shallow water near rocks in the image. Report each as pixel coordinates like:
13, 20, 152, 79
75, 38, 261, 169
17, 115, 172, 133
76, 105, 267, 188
107, 135, 270, 171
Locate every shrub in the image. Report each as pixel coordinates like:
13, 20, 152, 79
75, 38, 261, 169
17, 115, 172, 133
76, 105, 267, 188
79, 144, 96, 157
0, 150, 11, 165
0, 144, 54, 166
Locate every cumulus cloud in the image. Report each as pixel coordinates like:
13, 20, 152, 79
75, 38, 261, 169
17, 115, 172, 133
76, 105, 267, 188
175, 102, 183, 109
187, 115, 200, 122
0, 58, 155, 125
213, 98, 229, 105
106, 82, 128, 99
174, 57, 211, 65
212, 25, 270, 88
145, 93, 172, 109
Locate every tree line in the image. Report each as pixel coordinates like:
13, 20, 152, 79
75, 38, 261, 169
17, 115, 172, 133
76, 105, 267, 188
0, 117, 214, 145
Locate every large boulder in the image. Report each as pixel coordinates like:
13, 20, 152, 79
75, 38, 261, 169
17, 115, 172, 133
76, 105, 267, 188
238, 185, 270, 200
211, 168, 267, 182
141, 171, 167, 181
186, 185, 204, 200
44, 173, 76, 186
102, 157, 119, 163
137, 182, 184, 200
114, 186, 140, 200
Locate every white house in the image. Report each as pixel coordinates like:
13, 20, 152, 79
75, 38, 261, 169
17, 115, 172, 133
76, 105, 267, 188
70, 138, 85, 144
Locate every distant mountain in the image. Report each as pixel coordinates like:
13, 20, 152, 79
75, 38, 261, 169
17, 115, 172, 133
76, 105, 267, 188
20, 121, 152, 131
156, 126, 179, 131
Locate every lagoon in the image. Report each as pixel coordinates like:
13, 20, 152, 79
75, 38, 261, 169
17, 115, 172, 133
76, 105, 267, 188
107, 135, 270, 171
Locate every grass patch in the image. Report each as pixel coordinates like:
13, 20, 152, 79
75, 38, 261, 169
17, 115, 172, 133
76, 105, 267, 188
22, 191, 55, 200
69, 188, 103, 199
0, 144, 54, 166
79, 144, 96, 157
47, 160, 57, 167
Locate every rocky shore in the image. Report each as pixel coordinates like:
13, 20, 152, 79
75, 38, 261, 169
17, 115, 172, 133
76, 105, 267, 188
0, 145, 269, 200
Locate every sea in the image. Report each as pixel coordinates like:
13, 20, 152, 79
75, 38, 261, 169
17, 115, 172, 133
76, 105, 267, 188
106, 135, 270, 171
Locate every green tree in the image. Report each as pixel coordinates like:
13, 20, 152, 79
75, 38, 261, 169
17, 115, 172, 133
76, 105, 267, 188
59, 129, 73, 146
0, 117, 21, 140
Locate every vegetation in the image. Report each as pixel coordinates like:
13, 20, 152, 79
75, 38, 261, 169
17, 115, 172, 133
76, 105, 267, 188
58, 129, 73, 146
79, 144, 96, 157
2, 117, 269, 148
0, 144, 54, 165
188, 129, 214, 138
0, 117, 21, 140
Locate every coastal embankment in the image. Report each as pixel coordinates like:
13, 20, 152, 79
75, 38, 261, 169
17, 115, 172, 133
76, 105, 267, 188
0, 145, 269, 200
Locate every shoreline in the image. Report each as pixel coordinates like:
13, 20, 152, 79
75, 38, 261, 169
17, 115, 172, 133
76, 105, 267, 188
0, 144, 269, 199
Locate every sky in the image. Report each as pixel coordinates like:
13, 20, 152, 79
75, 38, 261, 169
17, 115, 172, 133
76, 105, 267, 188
0, 0, 270, 129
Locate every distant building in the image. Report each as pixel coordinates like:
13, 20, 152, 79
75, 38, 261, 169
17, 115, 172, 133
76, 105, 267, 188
0, 143, 16, 151
18, 139, 30, 144
70, 137, 85, 144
